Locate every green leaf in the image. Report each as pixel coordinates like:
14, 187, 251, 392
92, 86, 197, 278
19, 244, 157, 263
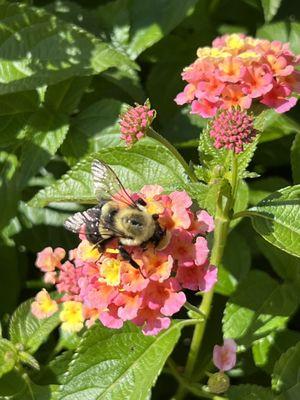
0, 91, 40, 116
291, 133, 300, 184
29, 144, 189, 207
223, 270, 298, 347
0, 245, 20, 315
0, 339, 17, 378
44, 76, 92, 114
249, 177, 290, 205
215, 230, 251, 296
97, 0, 198, 59
289, 22, 300, 54
0, 152, 19, 231
53, 321, 182, 400
256, 21, 288, 42
0, 114, 30, 148
256, 237, 300, 282
272, 342, 300, 398
232, 180, 249, 227
0, 3, 136, 94
227, 384, 273, 400
248, 185, 300, 258
16, 109, 69, 189
252, 330, 300, 374
260, 113, 300, 143
14, 202, 78, 252
61, 99, 127, 165
0, 375, 54, 400
9, 299, 60, 354
260, 0, 282, 22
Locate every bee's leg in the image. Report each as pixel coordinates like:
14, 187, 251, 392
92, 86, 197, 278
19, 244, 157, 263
118, 245, 146, 278
118, 246, 139, 269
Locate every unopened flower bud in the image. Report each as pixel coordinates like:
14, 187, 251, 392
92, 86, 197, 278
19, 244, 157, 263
208, 372, 230, 394
119, 100, 156, 148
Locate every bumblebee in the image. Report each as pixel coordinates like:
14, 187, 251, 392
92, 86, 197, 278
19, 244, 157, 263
64, 160, 166, 267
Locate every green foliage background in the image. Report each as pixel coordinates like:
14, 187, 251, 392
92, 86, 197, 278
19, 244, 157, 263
0, 0, 300, 399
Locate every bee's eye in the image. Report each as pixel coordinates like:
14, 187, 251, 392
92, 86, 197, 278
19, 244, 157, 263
136, 198, 147, 206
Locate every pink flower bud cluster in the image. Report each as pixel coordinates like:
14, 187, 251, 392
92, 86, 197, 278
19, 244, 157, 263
210, 108, 256, 153
32, 186, 217, 336
175, 33, 300, 118
119, 102, 155, 147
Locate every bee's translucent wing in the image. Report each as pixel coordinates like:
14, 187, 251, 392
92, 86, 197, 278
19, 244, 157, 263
91, 160, 136, 207
64, 206, 101, 235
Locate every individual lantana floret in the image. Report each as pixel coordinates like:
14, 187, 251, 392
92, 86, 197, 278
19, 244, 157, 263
31, 289, 58, 319
119, 100, 156, 147
213, 338, 237, 372
33, 186, 216, 336
175, 33, 300, 118
59, 301, 84, 333
210, 108, 256, 153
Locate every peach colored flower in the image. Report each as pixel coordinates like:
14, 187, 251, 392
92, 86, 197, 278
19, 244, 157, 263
35, 247, 65, 272
31, 289, 58, 319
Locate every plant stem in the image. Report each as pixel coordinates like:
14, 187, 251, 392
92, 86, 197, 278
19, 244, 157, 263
147, 127, 198, 182
174, 153, 239, 400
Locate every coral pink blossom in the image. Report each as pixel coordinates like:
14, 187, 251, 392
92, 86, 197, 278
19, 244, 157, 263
210, 108, 256, 154
119, 101, 155, 147
213, 339, 237, 371
176, 34, 300, 118
176, 264, 217, 292
35, 247, 65, 272
32, 186, 215, 336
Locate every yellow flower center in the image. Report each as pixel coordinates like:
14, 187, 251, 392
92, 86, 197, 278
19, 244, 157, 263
99, 259, 121, 286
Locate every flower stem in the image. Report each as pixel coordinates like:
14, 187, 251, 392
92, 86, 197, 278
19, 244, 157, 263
147, 127, 198, 182
174, 154, 239, 400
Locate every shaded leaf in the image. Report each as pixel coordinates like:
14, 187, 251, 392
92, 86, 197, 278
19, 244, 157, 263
0, 245, 20, 315
291, 133, 300, 184
272, 342, 300, 398
215, 230, 251, 296
249, 177, 290, 205
61, 99, 127, 165
17, 109, 69, 189
227, 384, 273, 400
44, 76, 92, 114
97, 0, 198, 59
223, 270, 298, 347
0, 339, 17, 378
252, 330, 300, 374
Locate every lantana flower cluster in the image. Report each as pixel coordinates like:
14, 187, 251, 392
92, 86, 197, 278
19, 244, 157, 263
32, 186, 216, 336
175, 33, 300, 118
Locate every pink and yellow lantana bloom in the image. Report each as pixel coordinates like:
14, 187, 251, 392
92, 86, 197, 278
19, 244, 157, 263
175, 33, 300, 118
32, 186, 216, 336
